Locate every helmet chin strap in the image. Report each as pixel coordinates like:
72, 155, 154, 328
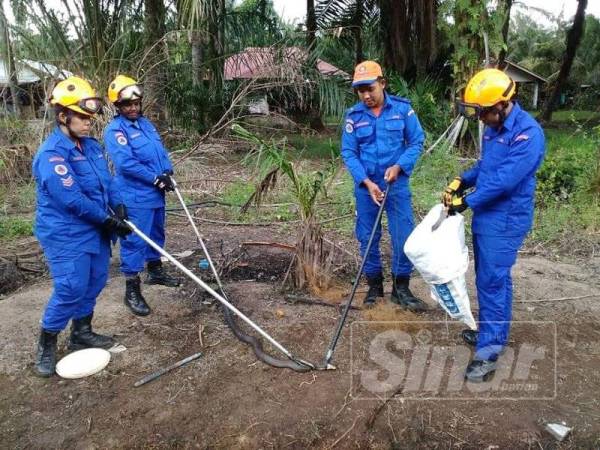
496, 101, 511, 124
60, 110, 82, 142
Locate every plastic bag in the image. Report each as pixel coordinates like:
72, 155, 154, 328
404, 204, 476, 330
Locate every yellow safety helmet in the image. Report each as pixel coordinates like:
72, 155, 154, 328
49, 76, 103, 116
108, 75, 143, 104
458, 69, 516, 120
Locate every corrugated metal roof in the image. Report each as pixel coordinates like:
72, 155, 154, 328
224, 47, 350, 81
0, 58, 40, 85
0, 58, 72, 86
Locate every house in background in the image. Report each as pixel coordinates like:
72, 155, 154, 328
224, 47, 349, 115
0, 59, 72, 118
504, 60, 547, 109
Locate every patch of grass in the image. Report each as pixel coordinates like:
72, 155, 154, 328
410, 150, 465, 215
285, 134, 340, 160
537, 128, 599, 203
0, 182, 35, 215
220, 180, 256, 206
0, 216, 33, 240
540, 109, 600, 124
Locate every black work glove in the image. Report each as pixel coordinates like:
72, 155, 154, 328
102, 216, 132, 238
448, 196, 468, 214
153, 173, 175, 192
114, 204, 128, 221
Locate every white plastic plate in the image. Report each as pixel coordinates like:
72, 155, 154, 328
55, 348, 111, 379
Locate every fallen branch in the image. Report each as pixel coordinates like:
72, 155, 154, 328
241, 241, 296, 251
285, 294, 362, 311
515, 294, 599, 304
329, 414, 362, 449
193, 216, 300, 227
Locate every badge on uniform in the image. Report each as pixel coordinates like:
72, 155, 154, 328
54, 164, 68, 176
116, 133, 127, 145
345, 123, 354, 133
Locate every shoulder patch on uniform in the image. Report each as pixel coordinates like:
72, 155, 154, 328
49, 156, 64, 163
514, 134, 529, 142
61, 175, 74, 187
115, 132, 128, 145
54, 164, 68, 176
345, 123, 354, 133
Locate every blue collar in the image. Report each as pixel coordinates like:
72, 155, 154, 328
52, 126, 80, 151
501, 101, 521, 132
355, 93, 392, 114
117, 114, 141, 129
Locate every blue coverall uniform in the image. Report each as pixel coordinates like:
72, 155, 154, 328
461, 102, 546, 361
33, 128, 116, 332
341, 94, 425, 277
103, 115, 173, 276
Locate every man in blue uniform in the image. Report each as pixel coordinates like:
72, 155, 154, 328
341, 61, 427, 311
32, 77, 131, 377
104, 75, 179, 317
444, 68, 546, 382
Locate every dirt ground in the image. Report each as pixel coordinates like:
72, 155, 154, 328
1, 216, 599, 449
1, 157, 599, 449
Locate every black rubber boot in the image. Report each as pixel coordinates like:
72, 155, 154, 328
146, 260, 180, 287
125, 276, 151, 316
35, 329, 58, 378
465, 358, 497, 382
363, 274, 384, 307
391, 276, 428, 312
462, 329, 478, 347
68, 314, 114, 350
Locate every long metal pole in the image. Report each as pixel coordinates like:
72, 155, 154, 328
124, 218, 299, 361
171, 180, 225, 293
322, 184, 390, 366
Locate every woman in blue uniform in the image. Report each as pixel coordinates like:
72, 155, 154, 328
32, 76, 131, 377
104, 75, 179, 317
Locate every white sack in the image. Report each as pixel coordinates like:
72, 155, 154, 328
404, 204, 476, 330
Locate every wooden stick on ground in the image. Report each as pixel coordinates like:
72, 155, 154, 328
285, 294, 362, 311
515, 294, 599, 304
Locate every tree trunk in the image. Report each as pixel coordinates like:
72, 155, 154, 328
379, 0, 411, 75
0, 1, 21, 117
415, 0, 437, 76
306, 0, 316, 48
540, 0, 588, 123
353, 0, 364, 65
191, 31, 204, 87
143, 0, 168, 122
497, 0, 514, 69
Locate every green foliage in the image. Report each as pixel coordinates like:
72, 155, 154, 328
233, 124, 340, 220
439, 0, 506, 92
0, 216, 33, 240
220, 180, 256, 207
285, 134, 340, 160
386, 74, 452, 137
410, 148, 464, 214
536, 127, 599, 204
